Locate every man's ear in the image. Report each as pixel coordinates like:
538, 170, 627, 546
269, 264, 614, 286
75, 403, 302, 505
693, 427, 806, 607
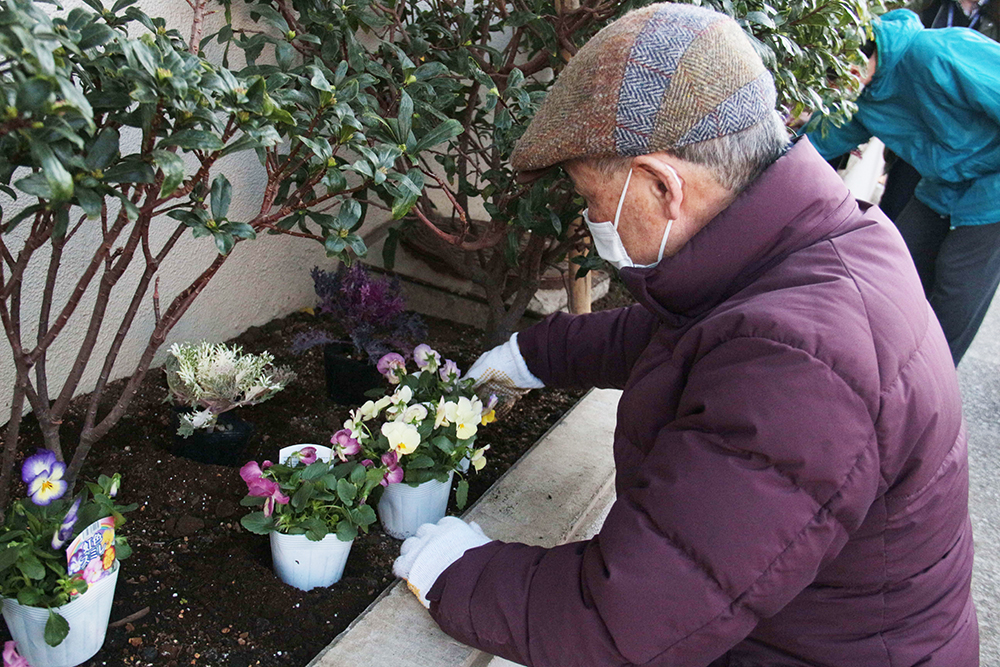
633, 154, 684, 222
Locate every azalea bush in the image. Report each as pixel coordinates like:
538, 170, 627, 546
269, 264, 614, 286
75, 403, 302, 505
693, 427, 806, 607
164, 342, 296, 436
238, 0, 890, 346
0, 0, 457, 515
0, 449, 134, 646
334, 345, 494, 509
239, 445, 380, 541
291, 263, 426, 363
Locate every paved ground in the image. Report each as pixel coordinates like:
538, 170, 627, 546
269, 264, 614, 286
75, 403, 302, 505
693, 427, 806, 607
960, 295, 1000, 664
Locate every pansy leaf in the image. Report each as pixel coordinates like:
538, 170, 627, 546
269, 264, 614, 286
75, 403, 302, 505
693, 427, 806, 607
456, 479, 469, 509
336, 478, 356, 504
352, 504, 376, 527
407, 455, 435, 470
0, 546, 19, 572
44, 610, 69, 647
336, 520, 357, 542
431, 436, 455, 454
349, 465, 367, 485
240, 512, 273, 534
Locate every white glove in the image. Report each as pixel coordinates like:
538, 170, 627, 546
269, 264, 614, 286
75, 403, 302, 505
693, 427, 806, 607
464, 333, 544, 390
393, 516, 491, 609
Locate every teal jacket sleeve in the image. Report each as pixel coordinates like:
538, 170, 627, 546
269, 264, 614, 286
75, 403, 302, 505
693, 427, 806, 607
803, 114, 873, 161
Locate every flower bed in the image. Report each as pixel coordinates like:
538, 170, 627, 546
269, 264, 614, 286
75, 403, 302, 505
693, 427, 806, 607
0, 311, 587, 667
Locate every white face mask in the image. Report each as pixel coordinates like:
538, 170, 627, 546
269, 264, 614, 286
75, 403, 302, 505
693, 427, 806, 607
582, 168, 674, 271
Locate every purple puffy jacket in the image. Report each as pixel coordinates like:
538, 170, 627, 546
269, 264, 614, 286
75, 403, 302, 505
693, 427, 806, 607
427, 139, 978, 667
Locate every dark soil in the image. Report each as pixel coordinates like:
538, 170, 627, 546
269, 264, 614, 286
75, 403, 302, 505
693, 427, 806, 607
2, 310, 589, 667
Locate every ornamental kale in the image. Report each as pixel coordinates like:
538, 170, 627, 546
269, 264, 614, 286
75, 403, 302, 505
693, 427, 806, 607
165, 342, 296, 437
292, 265, 426, 363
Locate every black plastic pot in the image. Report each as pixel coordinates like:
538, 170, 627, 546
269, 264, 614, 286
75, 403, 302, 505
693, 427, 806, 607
172, 409, 254, 466
324, 341, 384, 405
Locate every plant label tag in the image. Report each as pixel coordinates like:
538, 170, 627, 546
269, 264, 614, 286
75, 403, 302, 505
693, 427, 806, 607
65, 517, 116, 590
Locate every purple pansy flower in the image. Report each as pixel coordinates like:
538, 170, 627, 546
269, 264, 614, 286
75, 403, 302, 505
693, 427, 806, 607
22, 449, 67, 506
413, 344, 441, 371
376, 352, 407, 384
288, 446, 317, 467
331, 429, 361, 462
51, 496, 82, 550
439, 359, 460, 382
380, 451, 404, 487
239, 461, 290, 517
3, 641, 29, 667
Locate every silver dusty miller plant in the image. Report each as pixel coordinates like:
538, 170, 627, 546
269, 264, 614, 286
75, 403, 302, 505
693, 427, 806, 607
165, 342, 296, 436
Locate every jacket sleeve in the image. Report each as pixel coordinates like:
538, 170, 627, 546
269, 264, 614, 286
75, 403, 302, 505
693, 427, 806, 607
803, 113, 873, 162
514, 305, 660, 390
427, 336, 881, 667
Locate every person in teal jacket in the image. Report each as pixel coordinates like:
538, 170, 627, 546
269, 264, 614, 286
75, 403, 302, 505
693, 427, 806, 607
806, 8, 1000, 365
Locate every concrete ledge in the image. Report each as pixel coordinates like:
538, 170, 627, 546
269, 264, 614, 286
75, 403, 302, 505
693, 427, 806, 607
308, 388, 621, 667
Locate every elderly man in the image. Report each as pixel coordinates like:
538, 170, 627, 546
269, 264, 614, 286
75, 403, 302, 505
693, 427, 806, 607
394, 4, 978, 666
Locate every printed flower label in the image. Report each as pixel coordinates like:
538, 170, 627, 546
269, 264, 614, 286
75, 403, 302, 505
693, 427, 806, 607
65, 517, 116, 591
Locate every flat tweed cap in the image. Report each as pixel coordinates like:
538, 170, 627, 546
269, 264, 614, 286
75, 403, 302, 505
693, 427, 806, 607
511, 2, 777, 175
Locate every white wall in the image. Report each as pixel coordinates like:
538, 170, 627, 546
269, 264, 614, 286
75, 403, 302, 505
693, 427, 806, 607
0, 0, 358, 420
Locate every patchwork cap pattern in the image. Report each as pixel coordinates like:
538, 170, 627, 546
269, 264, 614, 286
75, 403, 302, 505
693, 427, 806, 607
511, 3, 777, 175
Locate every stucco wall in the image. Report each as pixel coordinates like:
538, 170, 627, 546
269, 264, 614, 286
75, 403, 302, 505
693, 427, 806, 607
0, 0, 368, 420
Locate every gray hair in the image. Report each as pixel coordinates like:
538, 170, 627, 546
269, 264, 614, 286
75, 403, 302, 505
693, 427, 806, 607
591, 110, 791, 193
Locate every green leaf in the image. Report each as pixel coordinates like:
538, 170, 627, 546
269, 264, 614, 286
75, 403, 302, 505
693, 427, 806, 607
396, 90, 413, 143
103, 160, 154, 185
85, 127, 120, 171
337, 199, 361, 229
210, 174, 231, 220
16, 77, 53, 113
19, 553, 45, 580
44, 610, 70, 647
0, 545, 20, 572
307, 66, 333, 92
407, 455, 435, 469
225, 222, 256, 240
410, 119, 463, 154
31, 143, 73, 202
78, 22, 115, 50
213, 231, 234, 255
160, 130, 224, 152
431, 435, 456, 454
352, 503, 376, 526
335, 520, 357, 542
456, 479, 469, 509
240, 512, 274, 534
336, 478, 357, 504
153, 150, 185, 198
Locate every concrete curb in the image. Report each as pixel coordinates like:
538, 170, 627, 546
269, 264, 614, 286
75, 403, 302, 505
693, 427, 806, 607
308, 388, 622, 667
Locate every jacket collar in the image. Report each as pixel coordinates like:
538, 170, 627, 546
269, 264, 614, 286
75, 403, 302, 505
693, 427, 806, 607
618, 138, 859, 327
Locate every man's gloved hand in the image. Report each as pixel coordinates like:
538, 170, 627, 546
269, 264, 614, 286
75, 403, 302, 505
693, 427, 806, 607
393, 516, 491, 609
464, 333, 544, 417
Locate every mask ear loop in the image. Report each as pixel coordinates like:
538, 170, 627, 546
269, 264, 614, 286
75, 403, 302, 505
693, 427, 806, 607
656, 219, 674, 263
612, 168, 634, 231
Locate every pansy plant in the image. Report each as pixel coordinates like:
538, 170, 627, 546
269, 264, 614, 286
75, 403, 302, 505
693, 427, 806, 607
0, 451, 135, 647
239, 446, 381, 542
345, 345, 497, 508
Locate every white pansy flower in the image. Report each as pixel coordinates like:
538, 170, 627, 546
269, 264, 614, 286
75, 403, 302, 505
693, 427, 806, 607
453, 396, 483, 440
401, 403, 429, 425
382, 421, 421, 456
435, 397, 452, 428
470, 445, 490, 472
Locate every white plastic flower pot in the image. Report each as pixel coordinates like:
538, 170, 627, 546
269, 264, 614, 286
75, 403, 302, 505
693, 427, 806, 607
278, 443, 334, 465
378, 471, 455, 539
2, 562, 120, 667
270, 532, 354, 591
